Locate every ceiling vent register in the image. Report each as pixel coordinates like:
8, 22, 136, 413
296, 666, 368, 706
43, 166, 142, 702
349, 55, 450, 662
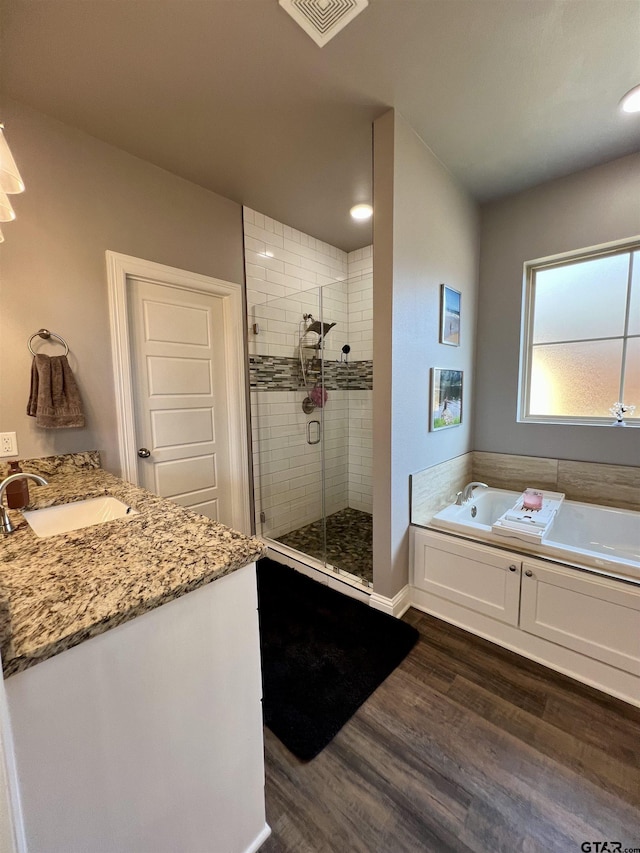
279, 0, 368, 47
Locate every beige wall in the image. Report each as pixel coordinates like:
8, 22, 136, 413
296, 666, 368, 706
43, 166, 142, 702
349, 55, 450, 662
0, 100, 244, 474
373, 110, 479, 598
476, 152, 640, 466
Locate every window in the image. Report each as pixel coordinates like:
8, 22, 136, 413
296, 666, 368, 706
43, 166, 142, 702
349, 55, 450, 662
519, 240, 639, 425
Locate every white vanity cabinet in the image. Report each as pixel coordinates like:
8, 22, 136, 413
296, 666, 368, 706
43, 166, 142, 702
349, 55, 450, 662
410, 527, 640, 706
1, 563, 270, 853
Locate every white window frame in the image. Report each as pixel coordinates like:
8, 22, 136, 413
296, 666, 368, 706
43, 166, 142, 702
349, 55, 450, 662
518, 236, 640, 426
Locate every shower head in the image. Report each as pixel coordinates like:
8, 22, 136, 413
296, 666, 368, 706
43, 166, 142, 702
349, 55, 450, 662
306, 320, 336, 338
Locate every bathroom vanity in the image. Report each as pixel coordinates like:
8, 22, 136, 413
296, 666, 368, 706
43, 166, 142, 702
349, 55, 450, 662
0, 454, 269, 853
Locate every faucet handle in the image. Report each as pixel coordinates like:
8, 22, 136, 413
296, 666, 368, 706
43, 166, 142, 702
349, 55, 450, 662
0, 472, 48, 535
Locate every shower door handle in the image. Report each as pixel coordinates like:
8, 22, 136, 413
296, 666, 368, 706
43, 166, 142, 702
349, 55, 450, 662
307, 420, 321, 445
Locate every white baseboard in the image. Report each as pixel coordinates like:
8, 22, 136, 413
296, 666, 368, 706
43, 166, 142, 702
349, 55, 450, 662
370, 585, 411, 618
245, 823, 271, 853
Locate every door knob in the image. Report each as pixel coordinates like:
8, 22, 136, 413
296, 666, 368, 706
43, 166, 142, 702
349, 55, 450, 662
137, 448, 151, 458
509, 565, 517, 572
525, 570, 533, 577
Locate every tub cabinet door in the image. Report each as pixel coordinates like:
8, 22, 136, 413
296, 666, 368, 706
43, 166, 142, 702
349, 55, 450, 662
520, 560, 640, 677
412, 530, 522, 626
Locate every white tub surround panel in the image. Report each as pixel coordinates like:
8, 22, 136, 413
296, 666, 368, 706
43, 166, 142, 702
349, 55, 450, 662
411, 528, 640, 708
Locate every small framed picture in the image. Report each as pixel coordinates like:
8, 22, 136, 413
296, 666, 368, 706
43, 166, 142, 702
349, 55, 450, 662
440, 284, 461, 346
430, 368, 463, 431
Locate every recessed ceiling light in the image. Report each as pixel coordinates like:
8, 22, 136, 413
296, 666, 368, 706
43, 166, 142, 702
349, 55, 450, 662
350, 203, 373, 221
620, 84, 640, 113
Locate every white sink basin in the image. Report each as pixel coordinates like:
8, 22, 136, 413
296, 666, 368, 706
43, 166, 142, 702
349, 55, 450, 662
22, 496, 138, 538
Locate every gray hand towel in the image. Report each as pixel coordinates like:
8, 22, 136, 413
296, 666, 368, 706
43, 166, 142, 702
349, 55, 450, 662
27, 354, 85, 428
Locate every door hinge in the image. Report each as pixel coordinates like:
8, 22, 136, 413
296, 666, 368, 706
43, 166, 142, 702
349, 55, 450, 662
260, 511, 266, 523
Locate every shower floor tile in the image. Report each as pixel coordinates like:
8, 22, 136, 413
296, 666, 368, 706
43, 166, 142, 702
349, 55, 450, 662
274, 508, 373, 585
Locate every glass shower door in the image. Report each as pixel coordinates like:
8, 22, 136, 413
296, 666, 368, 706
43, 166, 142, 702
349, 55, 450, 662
249, 273, 373, 587
249, 286, 327, 566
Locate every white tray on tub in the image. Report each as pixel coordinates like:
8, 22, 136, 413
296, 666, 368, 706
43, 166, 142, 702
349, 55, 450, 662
491, 490, 565, 544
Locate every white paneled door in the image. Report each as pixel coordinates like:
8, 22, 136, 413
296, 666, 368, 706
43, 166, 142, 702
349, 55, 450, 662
127, 278, 232, 525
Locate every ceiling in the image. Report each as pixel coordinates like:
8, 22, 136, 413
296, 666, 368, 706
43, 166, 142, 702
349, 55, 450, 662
1, 0, 639, 252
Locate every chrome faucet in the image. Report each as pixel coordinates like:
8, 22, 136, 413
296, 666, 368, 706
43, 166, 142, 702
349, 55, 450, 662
0, 472, 48, 535
456, 481, 488, 505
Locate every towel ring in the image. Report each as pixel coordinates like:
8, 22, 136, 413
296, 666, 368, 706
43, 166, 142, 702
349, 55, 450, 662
28, 329, 69, 357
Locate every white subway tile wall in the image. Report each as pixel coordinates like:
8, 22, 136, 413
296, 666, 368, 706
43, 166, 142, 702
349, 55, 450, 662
244, 207, 348, 309
346, 246, 373, 512
347, 390, 373, 512
251, 390, 350, 538
244, 207, 373, 540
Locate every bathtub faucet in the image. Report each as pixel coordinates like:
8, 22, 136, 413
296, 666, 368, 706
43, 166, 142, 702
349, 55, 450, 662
458, 481, 488, 505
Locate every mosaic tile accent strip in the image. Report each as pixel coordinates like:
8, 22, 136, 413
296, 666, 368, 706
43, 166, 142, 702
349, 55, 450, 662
250, 355, 373, 391
249, 355, 299, 390
274, 507, 373, 584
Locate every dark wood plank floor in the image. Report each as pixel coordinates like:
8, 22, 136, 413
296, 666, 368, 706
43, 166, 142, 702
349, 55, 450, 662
261, 608, 640, 853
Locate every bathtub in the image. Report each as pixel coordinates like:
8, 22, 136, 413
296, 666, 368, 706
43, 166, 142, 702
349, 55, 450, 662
430, 488, 640, 582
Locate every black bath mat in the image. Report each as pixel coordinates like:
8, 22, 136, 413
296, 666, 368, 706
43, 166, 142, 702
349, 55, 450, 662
256, 558, 419, 761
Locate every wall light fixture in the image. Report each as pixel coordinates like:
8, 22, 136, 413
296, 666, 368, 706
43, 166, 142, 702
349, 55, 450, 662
620, 84, 640, 113
0, 124, 25, 238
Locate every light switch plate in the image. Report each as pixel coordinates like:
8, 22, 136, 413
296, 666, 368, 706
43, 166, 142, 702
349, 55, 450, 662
0, 432, 18, 457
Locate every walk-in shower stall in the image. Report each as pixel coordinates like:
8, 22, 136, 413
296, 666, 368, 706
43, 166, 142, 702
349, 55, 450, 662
249, 276, 373, 585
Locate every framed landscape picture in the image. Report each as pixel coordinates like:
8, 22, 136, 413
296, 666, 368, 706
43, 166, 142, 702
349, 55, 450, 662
430, 368, 463, 430
440, 284, 461, 346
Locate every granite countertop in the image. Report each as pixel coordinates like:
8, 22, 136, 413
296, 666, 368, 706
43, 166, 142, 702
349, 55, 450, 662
0, 454, 266, 678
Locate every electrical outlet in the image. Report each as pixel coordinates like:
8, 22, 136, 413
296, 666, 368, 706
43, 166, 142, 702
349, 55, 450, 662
0, 432, 18, 457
